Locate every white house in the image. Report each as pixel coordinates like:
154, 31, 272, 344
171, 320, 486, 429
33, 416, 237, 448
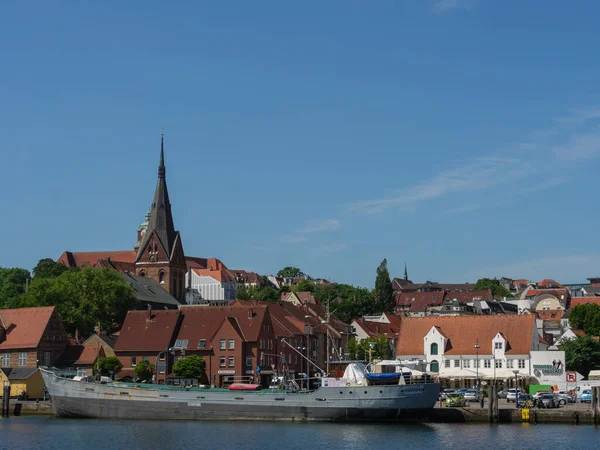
185, 259, 236, 303
395, 315, 564, 389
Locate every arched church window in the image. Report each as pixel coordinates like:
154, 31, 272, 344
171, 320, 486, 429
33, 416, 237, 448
159, 271, 165, 284
430, 342, 438, 355
139, 271, 146, 277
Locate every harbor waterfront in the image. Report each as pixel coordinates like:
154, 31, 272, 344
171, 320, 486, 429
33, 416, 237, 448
1, 416, 599, 450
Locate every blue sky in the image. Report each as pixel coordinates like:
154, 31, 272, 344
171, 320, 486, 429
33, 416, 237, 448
2, 1, 600, 288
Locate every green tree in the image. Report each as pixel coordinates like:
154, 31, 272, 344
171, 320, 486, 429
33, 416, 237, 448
277, 267, 304, 278
374, 259, 394, 313
291, 279, 315, 293
32, 258, 68, 279
95, 356, 123, 379
238, 285, 280, 302
560, 336, 600, 378
133, 360, 155, 382
569, 303, 600, 336
475, 278, 511, 298
346, 336, 392, 361
21, 267, 138, 336
173, 355, 206, 378
0, 267, 31, 308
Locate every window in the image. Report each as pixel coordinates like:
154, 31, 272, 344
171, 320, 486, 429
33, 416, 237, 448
495, 360, 502, 369
463, 360, 470, 369
159, 271, 165, 284
444, 360, 451, 368
484, 360, 491, 369
139, 271, 146, 277
220, 357, 226, 367
159, 353, 165, 361
1, 353, 9, 367
174, 339, 188, 349
494, 342, 502, 350
220, 339, 226, 350
228, 357, 235, 367
228, 339, 235, 350
246, 357, 253, 367
260, 339, 263, 350
44, 351, 51, 367
430, 343, 438, 355
454, 360, 460, 368
198, 339, 206, 348
507, 359, 514, 369
18, 352, 27, 366
158, 363, 166, 374
519, 359, 526, 369
131, 356, 137, 366
430, 360, 439, 373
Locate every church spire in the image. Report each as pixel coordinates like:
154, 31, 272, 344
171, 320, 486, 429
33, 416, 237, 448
135, 133, 178, 260
159, 131, 165, 178
404, 262, 408, 281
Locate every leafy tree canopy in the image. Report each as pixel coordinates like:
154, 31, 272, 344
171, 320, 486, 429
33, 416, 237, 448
569, 303, 600, 336
18, 264, 138, 336
277, 267, 304, 278
374, 258, 394, 313
290, 279, 315, 293
475, 278, 512, 298
173, 355, 206, 378
133, 360, 155, 382
237, 285, 280, 302
0, 267, 31, 308
347, 336, 393, 361
96, 356, 123, 378
32, 258, 68, 279
560, 335, 600, 378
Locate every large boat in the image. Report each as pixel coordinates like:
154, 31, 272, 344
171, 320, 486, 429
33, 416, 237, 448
40, 365, 440, 422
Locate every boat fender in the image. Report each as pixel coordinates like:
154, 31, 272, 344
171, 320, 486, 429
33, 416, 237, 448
346, 382, 351, 386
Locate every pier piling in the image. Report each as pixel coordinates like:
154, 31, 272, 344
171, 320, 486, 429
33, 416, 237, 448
2, 383, 10, 417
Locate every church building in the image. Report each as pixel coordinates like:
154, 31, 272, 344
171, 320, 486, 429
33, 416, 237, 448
58, 135, 235, 306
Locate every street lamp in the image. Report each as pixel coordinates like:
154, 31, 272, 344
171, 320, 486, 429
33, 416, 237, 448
368, 341, 376, 364
512, 369, 519, 408
474, 338, 480, 392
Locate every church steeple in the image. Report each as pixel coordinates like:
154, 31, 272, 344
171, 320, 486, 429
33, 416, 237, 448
136, 134, 178, 261
404, 262, 408, 281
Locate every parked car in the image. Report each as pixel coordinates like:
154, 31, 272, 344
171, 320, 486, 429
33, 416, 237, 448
439, 389, 456, 400
446, 393, 467, 407
554, 391, 573, 405
498, 389, 510, 399
533, 390, 550, 400
463, 390, 480, 402
539, 393, 560, 408
580, 390, 592, 404
517, 394, 534, 408
506, 389, 523, 403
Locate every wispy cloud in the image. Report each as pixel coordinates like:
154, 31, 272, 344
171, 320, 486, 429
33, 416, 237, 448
349, 107, 600, 215
349, 157, 518, 214
443, 204, 480, 215
298, 219, 341, 234
432, 0, 476, 14
281, 218, 341, 244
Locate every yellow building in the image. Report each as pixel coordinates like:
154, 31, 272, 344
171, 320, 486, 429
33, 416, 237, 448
0, 368, 45, 399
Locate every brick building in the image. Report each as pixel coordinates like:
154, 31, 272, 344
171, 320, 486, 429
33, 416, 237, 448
0, 307, 68, 369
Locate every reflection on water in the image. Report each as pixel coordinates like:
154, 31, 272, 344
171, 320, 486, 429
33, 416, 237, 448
0, 416, 598, 450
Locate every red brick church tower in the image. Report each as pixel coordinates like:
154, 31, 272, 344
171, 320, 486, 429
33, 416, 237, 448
134, 134, 187, 301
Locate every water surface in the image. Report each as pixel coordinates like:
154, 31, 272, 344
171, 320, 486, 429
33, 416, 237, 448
0, 416, 597, 450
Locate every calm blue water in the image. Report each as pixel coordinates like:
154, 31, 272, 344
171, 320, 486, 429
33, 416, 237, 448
0, 416, 597, 450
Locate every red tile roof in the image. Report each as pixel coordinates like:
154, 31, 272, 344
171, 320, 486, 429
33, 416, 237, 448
354, 318, 400, 338
524, 289, 568, 300
57, 251, 136, 268
570, 297, 600, 308
176, 305, 268, 346
114, 310, 181, 352
0, 307, 56, 350
60, 344, 103, 366
537, 279, 564, 289
572, 329, 586, 337
396, 291, 445, 308
396, 315, 537, 356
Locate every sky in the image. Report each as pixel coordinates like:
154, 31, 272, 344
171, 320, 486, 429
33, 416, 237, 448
2, 1, 600, 288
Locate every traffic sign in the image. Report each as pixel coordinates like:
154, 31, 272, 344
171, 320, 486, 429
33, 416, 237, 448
566, 371, 577, 382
